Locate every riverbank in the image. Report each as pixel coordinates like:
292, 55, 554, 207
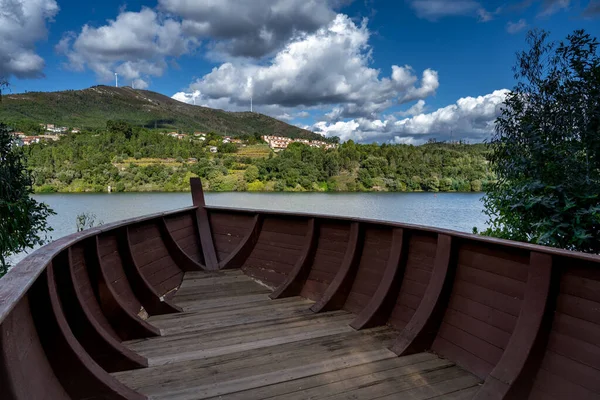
33, 180, 486, 194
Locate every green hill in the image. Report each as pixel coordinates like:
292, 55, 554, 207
0, 85, 322, 139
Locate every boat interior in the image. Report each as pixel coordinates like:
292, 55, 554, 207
1, 178, 599, 399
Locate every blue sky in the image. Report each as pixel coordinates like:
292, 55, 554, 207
1, 0, 599, 143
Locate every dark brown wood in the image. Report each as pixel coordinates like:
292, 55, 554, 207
205, 205, 600, 264
219, 214, 263, 270
351, 228, 408, 330
93, 236, 161, 340
391, 234, 456, 355
120, 226, 183, 314
6, 186, 600, 400
29, 263, 146, 400
160, 217, 206, 271
62, 248, 148, 372
0, 296, 70, 400
270, 218, 319, 299
311, 222, 363, 312
474, 252, 553, 399
191, 177, 219, 271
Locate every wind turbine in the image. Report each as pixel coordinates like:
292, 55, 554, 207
115, 73, 118, 88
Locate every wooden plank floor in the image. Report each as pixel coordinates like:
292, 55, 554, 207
113, 270, 481, 399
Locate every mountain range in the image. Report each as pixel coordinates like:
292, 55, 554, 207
0, 86, 322, 139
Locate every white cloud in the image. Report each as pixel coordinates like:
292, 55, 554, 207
538, 0, 571, 16
398, 100, 426, 117
158, 0, 343, 58
173, 15, 439, 122
312, 89, 510, 143
0, 0, 59, 78
57, 7, 196, 83
132, 78, 149, 89
506, 19, 527, 34
408, 0, 497, 21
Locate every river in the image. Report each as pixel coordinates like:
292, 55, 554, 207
11, 192, 488, 264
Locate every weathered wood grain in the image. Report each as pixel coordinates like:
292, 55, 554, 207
63, 248, 148, 372
218, 214, 263, 270
94, 236, 161, 340
29, 263, 146, 400
160, 217, 205, 271
270, 218, 319, 299
0, 296, 71, 400
391, 234, 456, 356
311, 222, 363, 312
474, 252, 553, 398
190, 178, 219, 271
121, 226, 182, 314
351, 228, 408, 329
111, 273, 480, 400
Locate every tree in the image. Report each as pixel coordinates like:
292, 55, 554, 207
482, 29, 600, 253
0, 123, 55, 276
107, 120, 133, 139
244, 165, 259, 182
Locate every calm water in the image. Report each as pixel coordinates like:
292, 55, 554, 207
12, 192, 487, 264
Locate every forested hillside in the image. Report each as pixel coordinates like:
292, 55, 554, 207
24, 126, 493, 193
0, 86, 322, 139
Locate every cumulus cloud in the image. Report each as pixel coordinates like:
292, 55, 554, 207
312, 89, 510, 144
0, 0, 59, 78
408, 0, 497, 21
506, 19, 527, 33
173, 15, 439, 122
158, 0, 344, 58
57, 7, 196, 83
398, 100, 426, 117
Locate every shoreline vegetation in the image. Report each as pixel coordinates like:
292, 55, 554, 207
22, 124, 493, 194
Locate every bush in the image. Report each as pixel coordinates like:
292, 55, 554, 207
482, 29, 600, 252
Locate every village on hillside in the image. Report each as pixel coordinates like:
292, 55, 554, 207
12, 123, 338, 152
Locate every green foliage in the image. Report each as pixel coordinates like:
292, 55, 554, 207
76, 212, 104, 232
107, 120, 133, 139
25, 126, 493, 195
244, 165, 260, 182
0, 123, 54, 276
482, 29, 600, 253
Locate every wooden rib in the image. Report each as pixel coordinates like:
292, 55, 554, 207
219, 214, 263, 270
270, 218, 319, 299
391, 234, 456, 355
64, 248, 148, 372
28, 263, 147, 400
0, 296, 71, 400
93, 236, 161, 340
311, 222, 363, 313
191, 177, 219, 271
160, 217, 206, 271
351, 228, 408, 330
120, 226, 182, 315
474, 252, 553, 400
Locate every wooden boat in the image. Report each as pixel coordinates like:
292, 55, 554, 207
1, 178, 599, 399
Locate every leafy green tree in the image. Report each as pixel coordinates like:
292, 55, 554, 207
107, 120, 134, 139
482, 30, 600, 253
0, 123, 55, 276
244, 165, 260, 182
358, 169, 373, 189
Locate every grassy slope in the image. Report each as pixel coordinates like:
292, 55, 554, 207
0, 86, 320, 139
